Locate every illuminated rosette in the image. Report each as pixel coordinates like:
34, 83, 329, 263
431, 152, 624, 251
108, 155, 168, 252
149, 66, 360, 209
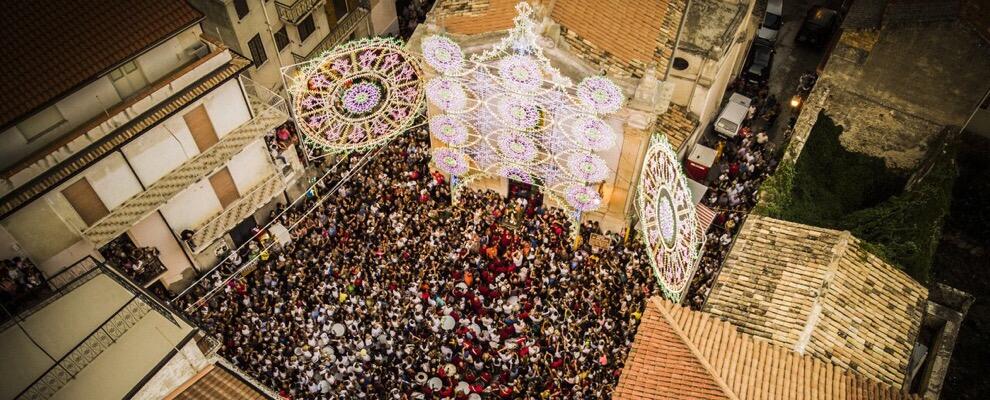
433, 148, 471, 176
498, 55, 542, 93
562, 151, 610, 183
495, 131, 538, 163
340, 81, 382, 114
498, 165, 534, 184
429, 115, 470, 146
634, 134, 704, 303
564, 185, 603, 211
289, 37, 423, 152
421, 35, 464, 74
495, 95, 541, 131
567, 115, 615, 151
576, 76, 624, 115
426, 77, 468, 113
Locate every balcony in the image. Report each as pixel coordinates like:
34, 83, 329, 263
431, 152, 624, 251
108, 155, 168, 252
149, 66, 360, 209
274, 0, 321, 24
189, 172, 286, 252
81, 78, 288, 248
293, 6, 369, 62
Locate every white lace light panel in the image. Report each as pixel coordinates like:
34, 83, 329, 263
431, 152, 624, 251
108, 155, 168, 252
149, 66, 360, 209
635, 135, 705, 302
422, 2, 625, 212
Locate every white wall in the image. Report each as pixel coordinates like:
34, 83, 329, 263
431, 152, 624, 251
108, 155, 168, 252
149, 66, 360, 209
160, 178, 224, 233
1, 199, 85, 275
203, 79, 252, 140
121, 123, 196, 187
85, 152, 145, 210
227, 141, 273, 193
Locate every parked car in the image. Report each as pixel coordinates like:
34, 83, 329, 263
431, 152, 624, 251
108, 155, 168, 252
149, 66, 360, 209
714, 93, 753, 138
795, 6, 839, 48
743, 39, 775, 83
757, 0, 783, 42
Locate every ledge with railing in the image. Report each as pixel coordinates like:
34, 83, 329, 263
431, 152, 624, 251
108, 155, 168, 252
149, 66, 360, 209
81, 76, 288, 248
15, 297, 153, 400
293, 5, 370, 62
1, 257, 100, 328
274, 0, 321, 24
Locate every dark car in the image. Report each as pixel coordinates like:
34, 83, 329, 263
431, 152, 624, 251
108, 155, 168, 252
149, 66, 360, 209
743, 39, 774, 83
796, 6, 839, 48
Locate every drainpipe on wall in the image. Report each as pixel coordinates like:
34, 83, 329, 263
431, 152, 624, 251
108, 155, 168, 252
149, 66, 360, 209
665, 0, 692, 81
260, 2, 287, 94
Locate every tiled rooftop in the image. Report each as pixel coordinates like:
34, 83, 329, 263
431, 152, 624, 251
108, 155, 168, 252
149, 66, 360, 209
703, 215, 929, 387
0, 0, 203, 129
166, 364, 269, 400
614, 297, 921, 399
657, 104, 698, 151
438, 0, 686, 75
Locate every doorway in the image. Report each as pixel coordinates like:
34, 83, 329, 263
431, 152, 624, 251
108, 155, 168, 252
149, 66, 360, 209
230, 215, 259, 248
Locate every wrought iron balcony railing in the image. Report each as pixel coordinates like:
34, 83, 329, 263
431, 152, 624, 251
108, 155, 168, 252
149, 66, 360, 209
274, 0, 321, 24
294, 6, 369, 62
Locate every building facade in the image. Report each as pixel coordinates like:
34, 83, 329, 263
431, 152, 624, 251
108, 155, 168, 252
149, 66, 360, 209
189, 0, 385, 94
0, 1, 300, 292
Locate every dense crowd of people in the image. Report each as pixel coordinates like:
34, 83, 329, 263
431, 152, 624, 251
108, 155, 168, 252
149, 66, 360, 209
0, 257, 47, 311
684, 78, 784, 309
177, 128, 656, 399
101, 237, 166, 285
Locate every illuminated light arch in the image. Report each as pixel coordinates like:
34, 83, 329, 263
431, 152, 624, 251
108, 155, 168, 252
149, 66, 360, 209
422, 2, 625, 212
635, 135, 706, 302
288, 37, 425, 152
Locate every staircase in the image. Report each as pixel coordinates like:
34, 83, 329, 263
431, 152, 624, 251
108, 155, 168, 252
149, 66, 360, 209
83, 90, 287, 247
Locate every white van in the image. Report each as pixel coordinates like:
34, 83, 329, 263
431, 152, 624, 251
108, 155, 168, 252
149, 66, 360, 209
757, 0, 783, 42
714, 93, 752, 137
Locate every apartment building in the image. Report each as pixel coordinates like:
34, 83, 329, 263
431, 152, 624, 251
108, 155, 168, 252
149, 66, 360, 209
0, 0, 299, 293
189, 0, 391, 93
0, 258, 275, 400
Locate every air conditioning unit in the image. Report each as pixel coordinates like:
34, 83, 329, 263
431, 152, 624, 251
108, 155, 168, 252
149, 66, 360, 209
186, 42, 209, 58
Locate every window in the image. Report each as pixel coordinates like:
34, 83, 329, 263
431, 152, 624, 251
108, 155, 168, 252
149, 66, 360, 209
109, 60, 148, 99
233, 0, 249, 19
331, 0, 349, 21
672, 57, 689, 71
247, 34, 268, 67
17, 106, 66, 141
275, 26, 290, 51
298, 14, 316, 42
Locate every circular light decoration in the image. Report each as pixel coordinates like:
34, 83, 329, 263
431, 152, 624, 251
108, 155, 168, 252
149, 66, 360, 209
563, 152, 609, 182
498, 55, 542, 93
576, 76, 624, 115
565, 185, 602, 211
495, 132, 538, 163
567, 115, 615, 151
421, 36, 464, 74
290, 37, 423, 152
429, 115, 469, 146
496, 96, 541, 131
341, 82, 382, 114
635, 135, 704, 302
426, 77, 468, 113
433, 148, 471, 176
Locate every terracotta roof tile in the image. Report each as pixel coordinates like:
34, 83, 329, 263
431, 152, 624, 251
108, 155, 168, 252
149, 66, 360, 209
703, 215, 929, 387
615, 297, 921, 399
0, 0, 203, 129
657, 104, 697, 151
167, 364, 269, 400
